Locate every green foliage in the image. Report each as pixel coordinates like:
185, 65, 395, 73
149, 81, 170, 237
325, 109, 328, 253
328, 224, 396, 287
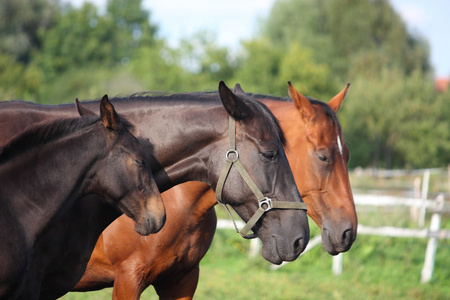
129, 42, 187, 92
233, 39, 334, 98
35, 0, 157, 78
36, 3, 114, 76
37, 65, 145, 104
278, 43, 333, 98
0, 52, 43, 101
262, 0, 431, 80
340, 67, 448, 168
0, 0, 59, 63
232, 38, 284, 95
130, 31, 236, 92
106, 0, 157, 58
327, 0, 430, 75
176, 31, 237, 90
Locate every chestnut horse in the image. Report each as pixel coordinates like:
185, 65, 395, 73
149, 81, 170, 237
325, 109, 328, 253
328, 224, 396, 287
72, 83, 357, 299
0, 82, 309, 299
0, 96, 165, 299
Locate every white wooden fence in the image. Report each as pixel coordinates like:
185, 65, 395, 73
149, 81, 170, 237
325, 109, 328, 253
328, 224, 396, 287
216, 193, 449, 283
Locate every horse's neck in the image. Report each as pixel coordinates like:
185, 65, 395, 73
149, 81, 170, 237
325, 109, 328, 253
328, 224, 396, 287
0, 127, 106, 247
0, 102, 75, 148
111, 100, 227, 192
1, 99, 228, 191
166, 182, 215, 221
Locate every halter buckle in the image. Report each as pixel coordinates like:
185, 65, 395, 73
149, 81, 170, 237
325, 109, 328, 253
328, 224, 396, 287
259, 197, 272, 212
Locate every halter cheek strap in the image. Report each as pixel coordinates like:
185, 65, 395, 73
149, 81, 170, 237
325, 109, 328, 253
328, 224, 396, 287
215, 116, 307, 239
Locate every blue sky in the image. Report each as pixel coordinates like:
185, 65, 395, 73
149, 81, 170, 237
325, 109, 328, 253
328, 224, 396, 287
66, 0, 450, 77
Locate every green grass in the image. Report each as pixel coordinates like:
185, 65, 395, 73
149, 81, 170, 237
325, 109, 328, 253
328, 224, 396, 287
62, 169, 450, 299
62, 222, 450, 300
190, 223, 450, 300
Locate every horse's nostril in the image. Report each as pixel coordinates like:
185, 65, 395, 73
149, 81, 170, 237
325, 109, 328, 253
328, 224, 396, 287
293, 236, 306, 254
147, 218, 152, 232
342, 229, 352, 245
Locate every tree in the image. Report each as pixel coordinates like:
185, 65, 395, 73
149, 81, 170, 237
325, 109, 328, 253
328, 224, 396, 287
130, 41, 189, 92
340, 67, 449, 169
260, 0, 431, 81
0, 0, 59, 63
0, 0, 57, 101
0, 53, 42, 100
37, 3, 115, 76
393, 71, 450, 168
106, 0, 157, 61
177, 31, 236, 90
36, 0, 158, 77
232, 38, 283, 95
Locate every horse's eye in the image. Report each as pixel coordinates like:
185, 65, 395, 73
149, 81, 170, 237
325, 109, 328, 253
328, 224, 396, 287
317, 154, 329, 164
135, 159, 145, 167
261, 151, 276, 161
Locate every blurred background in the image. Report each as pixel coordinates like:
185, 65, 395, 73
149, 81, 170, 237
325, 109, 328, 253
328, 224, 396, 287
1, 0, 449, 298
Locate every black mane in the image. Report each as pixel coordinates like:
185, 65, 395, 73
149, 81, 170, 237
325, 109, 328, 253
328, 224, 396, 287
108, 91, 287, 146
109, 91, 221, 104
249, 99, 287, 147
0, 116, 100, 164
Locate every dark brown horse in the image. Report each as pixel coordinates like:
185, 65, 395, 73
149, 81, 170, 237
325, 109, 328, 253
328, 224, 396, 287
72, 83, 357, 299
0, 82, 309, 299
0, 96, 165, 299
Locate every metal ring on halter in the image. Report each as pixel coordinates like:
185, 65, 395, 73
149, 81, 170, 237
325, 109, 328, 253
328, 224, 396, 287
259, 197, 272, 212
225, 150, 239, 162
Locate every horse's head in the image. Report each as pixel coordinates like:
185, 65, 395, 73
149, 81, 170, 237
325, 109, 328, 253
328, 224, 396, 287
76, 96, 166, 236
283, 82, 357, 254
213, 81, 309, 265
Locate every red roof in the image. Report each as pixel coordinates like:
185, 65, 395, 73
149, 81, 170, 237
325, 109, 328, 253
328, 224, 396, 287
435, 77, 449, 92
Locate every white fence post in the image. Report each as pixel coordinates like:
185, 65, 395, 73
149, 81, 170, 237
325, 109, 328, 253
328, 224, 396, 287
332, 253, 343, 275
420, 194, 444, 283
419, 169, 430, 227
249, 238, 261, 258
447, 165, 450, 194
411, 177, 421, 221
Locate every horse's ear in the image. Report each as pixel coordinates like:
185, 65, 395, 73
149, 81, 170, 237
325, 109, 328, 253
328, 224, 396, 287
218, 81, 250, 120
100, 95, 122, 130
328, 83, 350, 113
288, 81, 314, 120
233, 83, 246, 96
75, 98, 96, 117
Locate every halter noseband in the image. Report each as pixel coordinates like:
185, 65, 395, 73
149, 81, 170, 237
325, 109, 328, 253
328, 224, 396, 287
215, 116, 307, 239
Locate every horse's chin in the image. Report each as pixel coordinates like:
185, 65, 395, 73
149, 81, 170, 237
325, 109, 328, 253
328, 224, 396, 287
134, 222, 152, 236
321, 230, 352, 255
261, 245, 283, 265
259, 234, 294, 265
133, 214, 165, 236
